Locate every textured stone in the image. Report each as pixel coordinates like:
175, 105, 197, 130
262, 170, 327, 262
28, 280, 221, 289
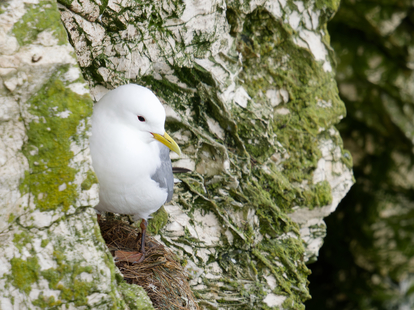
307, 0, 414, 309
58, 0, 353, 308
0, 0, 154, 308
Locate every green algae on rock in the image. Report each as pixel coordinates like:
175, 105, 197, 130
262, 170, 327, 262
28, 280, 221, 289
59, 0, 354, 308
0, 0, 154, 308
307, 0, 414, 309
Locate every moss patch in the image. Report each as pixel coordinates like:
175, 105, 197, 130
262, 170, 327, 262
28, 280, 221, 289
81, 170, 98, 191
41, 239, 49, 248
147, 206, 169, 235
19, 66, 94, 212
307, 0, 414, 307
119, 281, 155, 310
59, 0, 350, 307
13, 231, 33, 252
12, 0, 67, 46
33, 294, 62, 308
10, 256, 41, 295
41, 250, 94, 306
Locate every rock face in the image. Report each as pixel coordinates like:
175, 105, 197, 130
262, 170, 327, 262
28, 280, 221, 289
308, 1, 414, 309
0, 0, 153, 308
0, 0, 353, 309
58, 0, 353, 308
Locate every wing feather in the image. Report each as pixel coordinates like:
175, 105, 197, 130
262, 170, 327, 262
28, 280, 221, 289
150, 144, 174, 203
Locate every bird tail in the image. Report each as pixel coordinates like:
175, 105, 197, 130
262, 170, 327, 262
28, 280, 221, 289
172, 167, 192, 173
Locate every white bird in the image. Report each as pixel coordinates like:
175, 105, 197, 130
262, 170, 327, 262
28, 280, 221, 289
90, 84, 181, 259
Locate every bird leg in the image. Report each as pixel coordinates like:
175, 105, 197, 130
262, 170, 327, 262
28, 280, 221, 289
140, 219, 147, 254
119, 219, 148, 264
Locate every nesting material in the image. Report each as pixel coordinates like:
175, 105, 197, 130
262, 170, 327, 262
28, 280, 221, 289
98, 216, 199, 310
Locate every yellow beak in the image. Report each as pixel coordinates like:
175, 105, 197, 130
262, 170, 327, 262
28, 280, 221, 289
152, 132, 181, 155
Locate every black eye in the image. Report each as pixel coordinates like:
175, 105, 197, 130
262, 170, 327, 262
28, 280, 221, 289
137, 116, 145, 122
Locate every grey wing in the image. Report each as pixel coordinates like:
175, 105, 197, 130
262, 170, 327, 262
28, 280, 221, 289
150, 144, 174, 203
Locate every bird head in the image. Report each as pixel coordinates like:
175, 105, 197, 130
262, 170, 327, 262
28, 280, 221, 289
102, 84, 181, 155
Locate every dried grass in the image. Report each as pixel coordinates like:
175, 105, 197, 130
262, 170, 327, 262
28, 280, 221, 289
98, 216, 199, 310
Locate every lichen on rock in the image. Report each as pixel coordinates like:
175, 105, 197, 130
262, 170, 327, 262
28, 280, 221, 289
0, 0, 152, 308
308, 0, 414, 308
57, 0, 354, 308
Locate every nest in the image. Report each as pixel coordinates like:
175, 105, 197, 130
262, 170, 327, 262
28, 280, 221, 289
98, 216, 199, 310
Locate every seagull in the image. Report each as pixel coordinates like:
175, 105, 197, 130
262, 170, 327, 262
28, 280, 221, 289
90, 84, 181, 260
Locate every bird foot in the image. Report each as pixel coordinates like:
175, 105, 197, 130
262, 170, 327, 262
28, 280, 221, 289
115, 250, 145, 263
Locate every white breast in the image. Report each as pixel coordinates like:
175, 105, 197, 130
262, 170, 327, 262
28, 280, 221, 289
90, 110, 167, 220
